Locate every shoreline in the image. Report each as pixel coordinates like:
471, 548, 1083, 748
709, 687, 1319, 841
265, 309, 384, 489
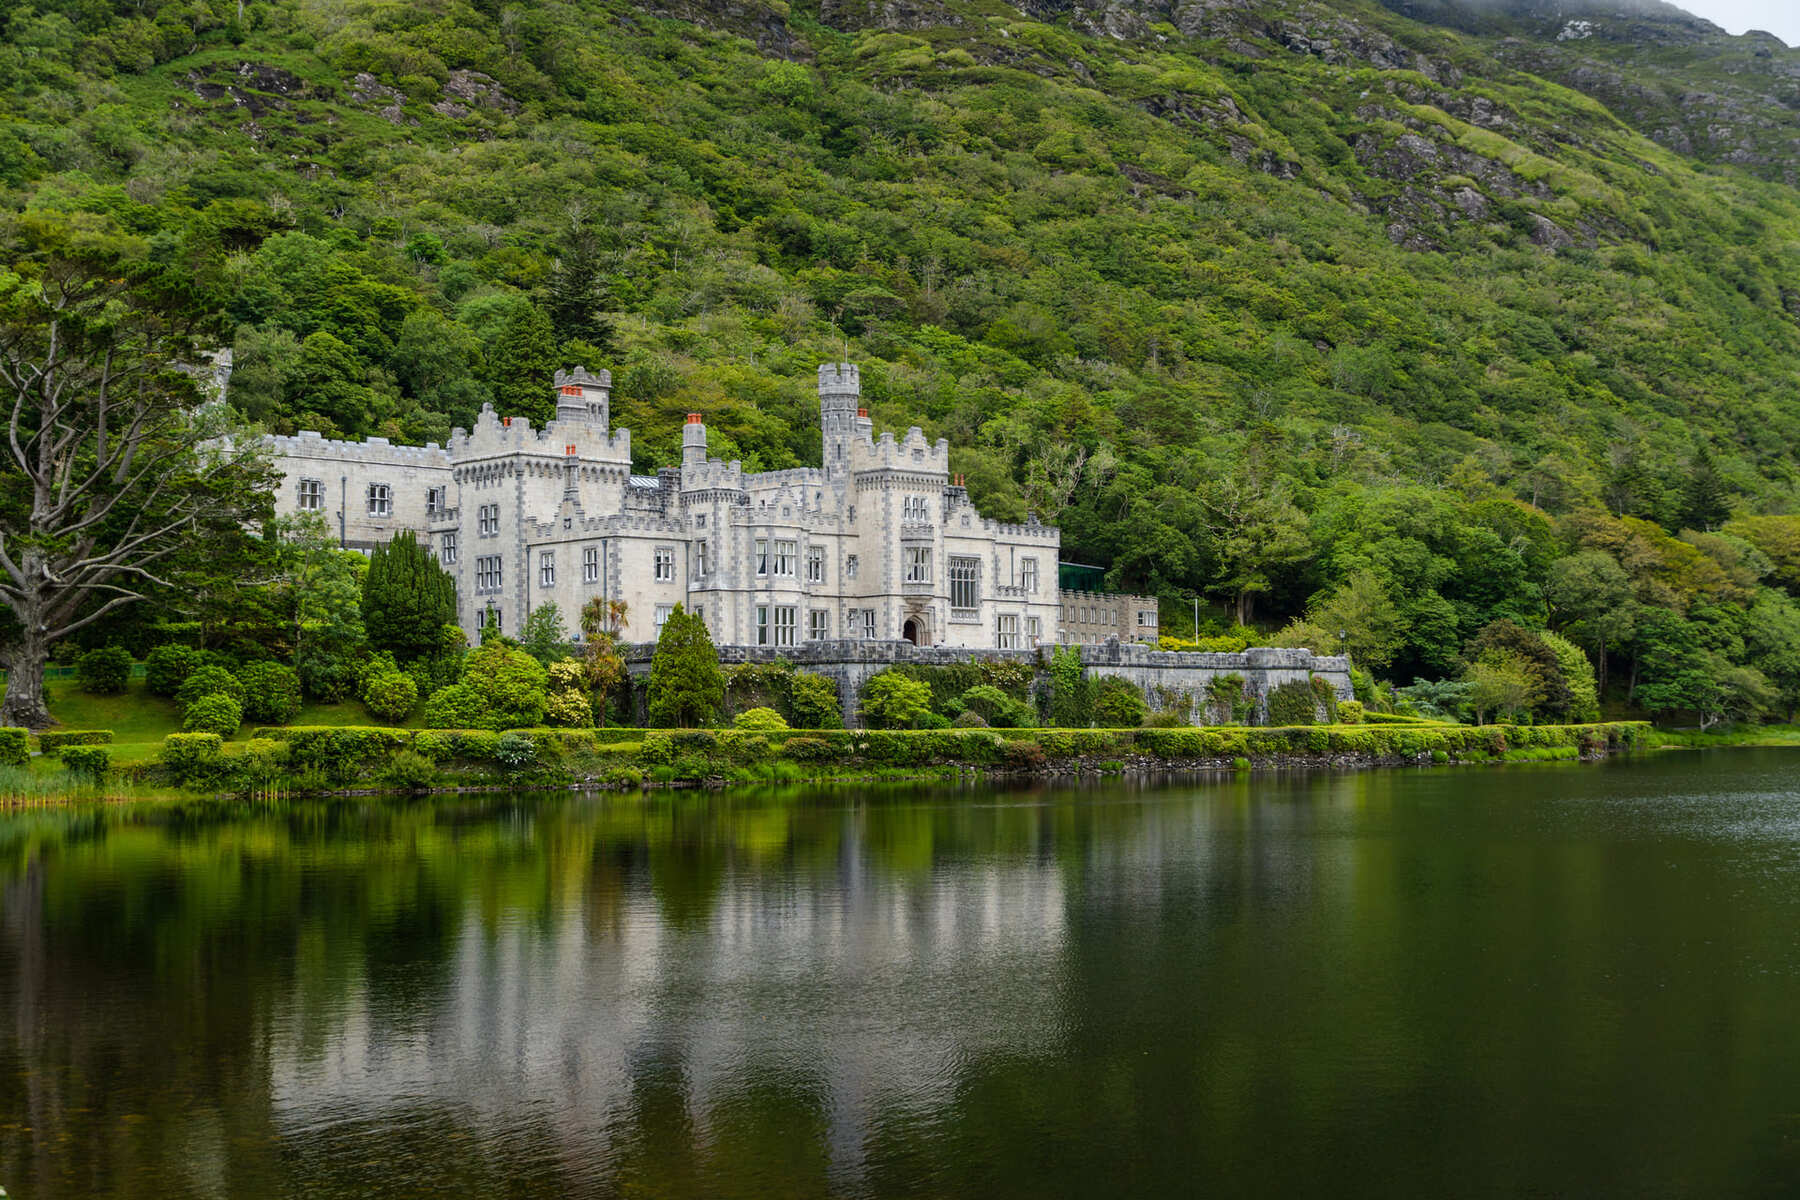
5, 720, 1653, 806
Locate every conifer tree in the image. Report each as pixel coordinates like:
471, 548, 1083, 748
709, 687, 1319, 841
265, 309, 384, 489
647, 605, 724, 728
361, 531, 457, 663
1680, 445, 1732, 532
486, 302, 557, 424
543, 213, 614, 354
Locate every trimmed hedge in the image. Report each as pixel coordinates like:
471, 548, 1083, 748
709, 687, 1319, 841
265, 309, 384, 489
37, 729, 113, 751
0, 727, 28, 766
59, 745, 110, 781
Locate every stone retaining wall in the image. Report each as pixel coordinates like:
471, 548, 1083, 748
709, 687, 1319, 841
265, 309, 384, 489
621, 638, 1354, 728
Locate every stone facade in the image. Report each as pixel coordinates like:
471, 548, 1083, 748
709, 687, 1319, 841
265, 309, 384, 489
621, 640, 1353, 729
1058, 588, 1159, 645
265, 363, 1078, 649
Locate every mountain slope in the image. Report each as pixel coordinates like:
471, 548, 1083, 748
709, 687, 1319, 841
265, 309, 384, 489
7, 0, 1800, 696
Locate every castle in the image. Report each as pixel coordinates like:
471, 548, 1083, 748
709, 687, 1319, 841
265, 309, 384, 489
263, 363, 1159, 649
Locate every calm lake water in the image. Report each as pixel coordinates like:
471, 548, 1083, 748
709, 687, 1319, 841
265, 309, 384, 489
5, 752, 1800, 1197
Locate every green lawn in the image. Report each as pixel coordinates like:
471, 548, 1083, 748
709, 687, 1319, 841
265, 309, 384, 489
39, 678, 409, 762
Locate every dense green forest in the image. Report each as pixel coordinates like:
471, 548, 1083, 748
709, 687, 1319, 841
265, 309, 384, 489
9, 0, 1800, 723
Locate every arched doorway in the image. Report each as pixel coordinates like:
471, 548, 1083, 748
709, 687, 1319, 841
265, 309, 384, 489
902, 618, 920, 645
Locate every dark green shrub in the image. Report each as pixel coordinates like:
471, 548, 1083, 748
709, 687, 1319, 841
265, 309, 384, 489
671, 729, 718, 754
160, 733, 223, 783
59, 745, 110, 781
38, 729, 112, 751
1142, 711, 1187, 728
297, 646, 359, 702
1310, 675, 1340, 723
952, 710, 989, 728
237, 661, 303, 724
383, 750, 439, 790
647, 605, 723, 727
1047, 645, 1092, 727
787, 673, 843, 728
725, 733, 772, 763
184, 693, 243, 736
782, 736, 835, 762
361, 669, 419, 722
145, 644, 198, 697
0, 728, 26, 766
243, 738, 289, 781
455, 730, 501, 761
1265, 680, 1318, 727
76, 646, 132, 694
1092, 677, 1148, 727
177, 665, 246, 707
424, 683, 484, 728
862, 731, 931, 766
413, 730, 457, 761
915, 710, 952, 729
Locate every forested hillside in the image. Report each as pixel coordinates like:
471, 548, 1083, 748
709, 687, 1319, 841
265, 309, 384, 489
9, 0, 1800, 720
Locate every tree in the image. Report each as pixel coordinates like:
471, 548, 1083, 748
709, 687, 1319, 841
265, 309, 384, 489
1466, 619, 1572, 720
859, 672, 932, 729
1463, 653, 1543, 725
579, 596, 627, 723
646, 605, 723, 727
459, 638, 549, 728
361, 530, 456, 663
0, 217, 271, 727
1541, 631, 1601, 722
542, 209, 614, 354
1679, 445, 1732, 533
1196, 469, 1311, 626
519, 602, 570, 663
487, 301, 557, 425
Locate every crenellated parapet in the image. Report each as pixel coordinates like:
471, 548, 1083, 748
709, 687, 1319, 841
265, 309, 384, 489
449, 403, 632, 464
264, 430, 452, 468
851, 426, 950, 479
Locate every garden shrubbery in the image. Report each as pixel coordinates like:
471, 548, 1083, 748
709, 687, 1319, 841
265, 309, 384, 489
184, 693, 243, 735
177, 665, 246, 708
76, 646, 133, 694
37, 729, 112, 751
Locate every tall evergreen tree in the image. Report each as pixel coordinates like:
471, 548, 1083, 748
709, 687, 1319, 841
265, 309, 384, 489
486, 301, 557, 425
647, 605, 723, 728
361, 530, 457, 663
543, 213, 614, 354
1680, 445, 1732, 532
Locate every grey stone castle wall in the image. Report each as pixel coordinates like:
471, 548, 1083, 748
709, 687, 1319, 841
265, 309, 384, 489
621, 640, 1353, 728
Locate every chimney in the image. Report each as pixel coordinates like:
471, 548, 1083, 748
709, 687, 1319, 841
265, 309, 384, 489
553, 366, 612, 428
683, 413, 708, 468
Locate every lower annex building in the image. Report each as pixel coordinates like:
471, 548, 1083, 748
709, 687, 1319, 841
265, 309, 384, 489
263, 363, 1158, 649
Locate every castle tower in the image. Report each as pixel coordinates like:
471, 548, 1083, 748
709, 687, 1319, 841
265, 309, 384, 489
683, 413, 708, 467
554, 366, 612, 427
818, 362, 860, 478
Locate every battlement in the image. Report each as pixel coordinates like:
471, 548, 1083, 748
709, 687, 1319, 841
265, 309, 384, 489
263, 430, 452, 468
449, 403, 632, 463
852, 426, 950, 475
817, 362, 860, 397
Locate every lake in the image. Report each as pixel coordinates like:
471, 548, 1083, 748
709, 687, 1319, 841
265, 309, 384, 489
4, 751, 1800, 1197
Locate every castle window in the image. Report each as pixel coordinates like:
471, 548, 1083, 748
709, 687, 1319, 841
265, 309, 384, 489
655, 547, 675, 583
809, 609, 829, 640
297, 478, 324, 511
476, 555, 502, 593
1027, 615, 1042, 646
774, 539, 796, 577
862, 609, 876, 639
905, 546, 931, 584
655, 605, 674, 638
773, 606, 796, 647
755, 538, 769, 576
366, 483, 392, 517
846, 554, 858, 581
1021, 557, 1038, 594
583, 546, 600, 584
903, 495, 928, 522
950, 557, 979, 610
540, 551, 555, 587
996, 614, 1019, 649
694, 540, 708, 579
440, 532, 457, 565
426, 487, 444, 516
478, 504, 499, 537
756, 605, 769, 646
806, 546, 824, 584
696, 514, 706, 529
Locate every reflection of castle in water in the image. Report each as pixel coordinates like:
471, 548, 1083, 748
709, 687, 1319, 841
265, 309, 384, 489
265, 833, 1071, 1189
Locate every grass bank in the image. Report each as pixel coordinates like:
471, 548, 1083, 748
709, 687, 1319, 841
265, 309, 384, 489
3, 720, 1652, 805
1647, 725, 1800, 749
